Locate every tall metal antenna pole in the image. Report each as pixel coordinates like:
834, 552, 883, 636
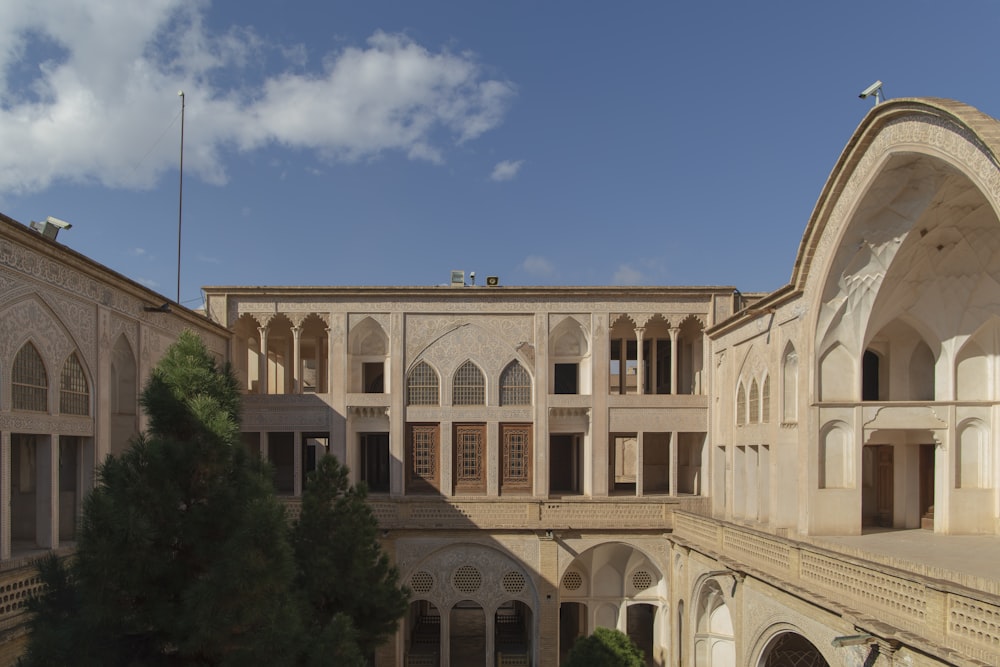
176, 90, 185, 304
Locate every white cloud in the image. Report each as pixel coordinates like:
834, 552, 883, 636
0, 2, 516, 194
128, 247, 148, 257
613, 264, 644, 285
490, 159, 524, 182
522, 255, 555, 276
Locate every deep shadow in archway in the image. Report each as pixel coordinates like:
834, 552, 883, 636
761, 632, 829, 667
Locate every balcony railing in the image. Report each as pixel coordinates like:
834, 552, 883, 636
673, 511, 1000, 665
283, 495, 710, 531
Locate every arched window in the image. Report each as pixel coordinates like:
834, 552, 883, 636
761, 375, 770, 423
736, 382, 746, 426
406, 361, 439, 406
500, 361, 531, 406
452, 360, 485, 406
782, 347, 798, 422
748, 380, 760, 424
60, 353, 90, 416
13, 342, 47, 412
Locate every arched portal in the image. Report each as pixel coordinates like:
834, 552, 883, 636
402, 543, 539, 666
694, 578, 734, 667
798, 100, 1000, 535
560, 542, 666, 664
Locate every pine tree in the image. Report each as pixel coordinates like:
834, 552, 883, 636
292, 455, 409, 661
22, 331, 302, 666
562, 627, 645, 667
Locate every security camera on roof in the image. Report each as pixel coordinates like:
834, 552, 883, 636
859, 80, 883, 99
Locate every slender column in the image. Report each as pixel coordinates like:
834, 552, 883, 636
257, 326, 269, 395
649, 339, 659, 395
292, 325, 302, 394
313, 334, 322, 393
484, 605, 496, 667
669, 327, 679, 395
669, 431, 678, 497
440, 608, 451, 667
635, 327, 646, 395
325, 326, 334, 397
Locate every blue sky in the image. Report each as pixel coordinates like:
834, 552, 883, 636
2, 1, 999, 307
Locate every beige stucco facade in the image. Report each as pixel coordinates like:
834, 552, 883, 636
0, 213, 231, 662
1, 97, 1000, 666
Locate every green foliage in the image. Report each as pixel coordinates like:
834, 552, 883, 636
562, 627, 645, 667
292, 455, 409, 659
23, 330, 409, 666
304, 613, 368, 667
22, 331, 301, 667
23, 331, 408, 666
139, 330, 242, 444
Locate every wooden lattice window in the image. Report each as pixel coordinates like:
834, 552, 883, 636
453, 423, 485, 493
501, 424, 532, 494
452, 361, 485, 406
406, 361, 439, 406
60, 353, 89, 416
13, 343, 47, 412
500, 361, 531, 406
406, 423, 439, 493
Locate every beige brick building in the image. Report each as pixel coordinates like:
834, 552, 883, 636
3, 97, 1000, 666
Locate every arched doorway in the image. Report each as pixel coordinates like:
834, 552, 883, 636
406, 600, 440, 665
559, 542, 666, 663
627, 603, 656, 666
450, 600, 485, 665
559, 602, 586, 664
495, 600, 532, 665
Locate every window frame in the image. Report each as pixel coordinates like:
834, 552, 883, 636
13, 342, 48, 412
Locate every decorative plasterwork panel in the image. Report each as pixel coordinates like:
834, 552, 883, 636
406, 316, 534, 377
397, 541, 538, 611
349, 312, 390, 331
0, 239, 131, 313
241, 408, 331, 429
0, 413, 94, 436
0, 297, 74, 376
861, 405, 948, 431
349, 406, 389, 420
810, 115, 1000, 357
233, 302, 332, 329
